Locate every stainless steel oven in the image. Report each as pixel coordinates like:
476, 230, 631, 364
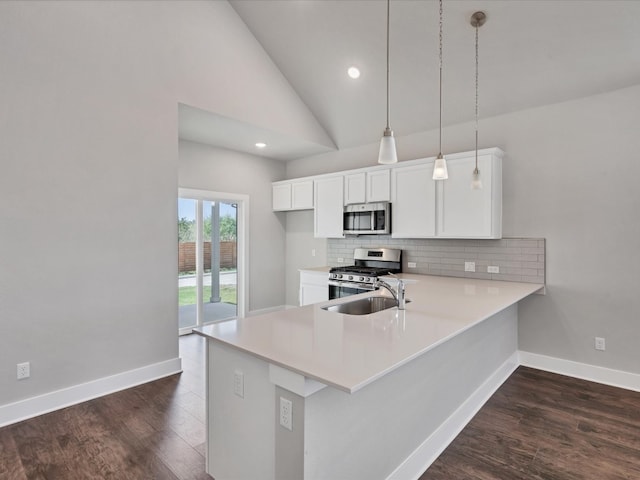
328, 247, 402, 300
328, 279, 376, 300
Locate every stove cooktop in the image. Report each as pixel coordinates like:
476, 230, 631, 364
329, 266, 394, 276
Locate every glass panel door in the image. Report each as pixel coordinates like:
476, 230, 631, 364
178, 196, 239, 332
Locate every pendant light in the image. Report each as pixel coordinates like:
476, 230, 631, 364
432, 0, 447, 180
378, 0, 398, 164
470, 11, 486, 190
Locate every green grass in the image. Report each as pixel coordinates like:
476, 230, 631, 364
179, 285, 237, 306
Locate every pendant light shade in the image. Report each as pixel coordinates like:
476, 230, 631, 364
433, 154, 448, 180
379, 127, 398, 164
433, 0, 447, 180
378, 0, 398, 164
471, 167, 482, 189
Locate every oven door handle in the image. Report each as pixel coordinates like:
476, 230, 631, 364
328, 280, 377, 291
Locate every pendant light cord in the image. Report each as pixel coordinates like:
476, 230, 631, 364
474, 22, 479, 173
386, 0, 391, 130
438, 0, 443, 156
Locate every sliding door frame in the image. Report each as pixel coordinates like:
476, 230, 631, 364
178, 188, 249, 335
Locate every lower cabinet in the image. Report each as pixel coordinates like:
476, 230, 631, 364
299, 270, 329, 306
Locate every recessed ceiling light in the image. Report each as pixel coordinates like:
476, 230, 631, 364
255, 142, 267, 148
347, 67, 360, 79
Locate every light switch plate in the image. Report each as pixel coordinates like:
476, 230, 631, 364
464, 262, 476, 272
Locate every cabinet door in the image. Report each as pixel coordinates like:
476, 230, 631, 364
437, 154, 501, 238
367, 169, 391, 202
344, 173, 366, 205
299, 271, 329, 305
299, 284, 328, 306
272, 183, 291, 211
391, 162, 436, 238
314, 176, 345, 238
292, 180, 314, 209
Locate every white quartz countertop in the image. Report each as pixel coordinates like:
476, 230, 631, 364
298, 266, 331, 274
195, 274, 543, 393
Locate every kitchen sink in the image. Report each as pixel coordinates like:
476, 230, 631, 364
322, 296, 410, 315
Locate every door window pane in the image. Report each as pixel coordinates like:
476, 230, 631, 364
178, 198, 197, 329
203, 201, 237, 323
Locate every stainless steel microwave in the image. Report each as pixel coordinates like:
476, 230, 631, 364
343, 202, 390, 235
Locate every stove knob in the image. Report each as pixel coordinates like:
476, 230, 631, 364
365, 277, 370, 282
348, 275, 353, 281
337, 274, 343, 279
359, 276, 365, 282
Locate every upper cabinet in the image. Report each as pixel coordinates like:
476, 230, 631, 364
314, 175, 344, 238
391, 161, 436, 238
272, 147, 503, 239
272, 180, 314, 211
436, 152, 502, 239
344, 169, 391, 205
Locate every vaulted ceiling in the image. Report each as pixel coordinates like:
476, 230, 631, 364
180, 0, 640, 161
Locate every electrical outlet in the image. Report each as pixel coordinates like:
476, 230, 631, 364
487, 265, 500, 274
279, 396, 292, 431
311, 249, 316, 257
595, 337, 606, 351
407, 262, 417, 269
337, 258, 344, 263
464, 261, 476, 272
17, 362, 30, 380
233, 371, 244, 398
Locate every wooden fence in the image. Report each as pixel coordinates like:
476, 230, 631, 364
178, 241, 237, 273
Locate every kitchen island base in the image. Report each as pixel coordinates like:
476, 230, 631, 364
204, 304, 519, 480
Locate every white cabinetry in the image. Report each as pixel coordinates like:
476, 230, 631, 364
314, 176, 344, 238
299, 270, 329, 306
344, 169, 390, 205
272, 180, 314, 211
437, 151, 502, 238
391, 161, 436, 238
272, 147, 503, 239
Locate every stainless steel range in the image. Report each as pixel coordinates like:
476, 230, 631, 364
328, 247, 402, 299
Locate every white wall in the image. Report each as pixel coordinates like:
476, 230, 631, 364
284, 210, 328, 306
178, 140, 286, 311
0, 0, 321, 413
284, 85, 640, 375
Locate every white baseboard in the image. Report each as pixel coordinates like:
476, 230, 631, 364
519, 351, 640, 393
0, 357, 182, 428
387, 352, 520, 480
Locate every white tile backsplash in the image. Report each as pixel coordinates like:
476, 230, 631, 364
327, 236, 545, 285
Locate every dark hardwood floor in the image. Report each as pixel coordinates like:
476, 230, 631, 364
0, 334, 210, 480
2, 337, 640, 479
421, 367, 640, 480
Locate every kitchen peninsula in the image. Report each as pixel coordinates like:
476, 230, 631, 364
195, 274, 543, 480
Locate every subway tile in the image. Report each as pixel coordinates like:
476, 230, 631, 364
522, 275, 545, 284
506, 239, 539, 248
492, 273, 523, 282
522, 247, 545, 255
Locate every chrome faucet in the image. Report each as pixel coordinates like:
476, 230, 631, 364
376, 278, 406, 310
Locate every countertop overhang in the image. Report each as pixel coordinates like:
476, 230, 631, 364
195, 274, 543, 393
